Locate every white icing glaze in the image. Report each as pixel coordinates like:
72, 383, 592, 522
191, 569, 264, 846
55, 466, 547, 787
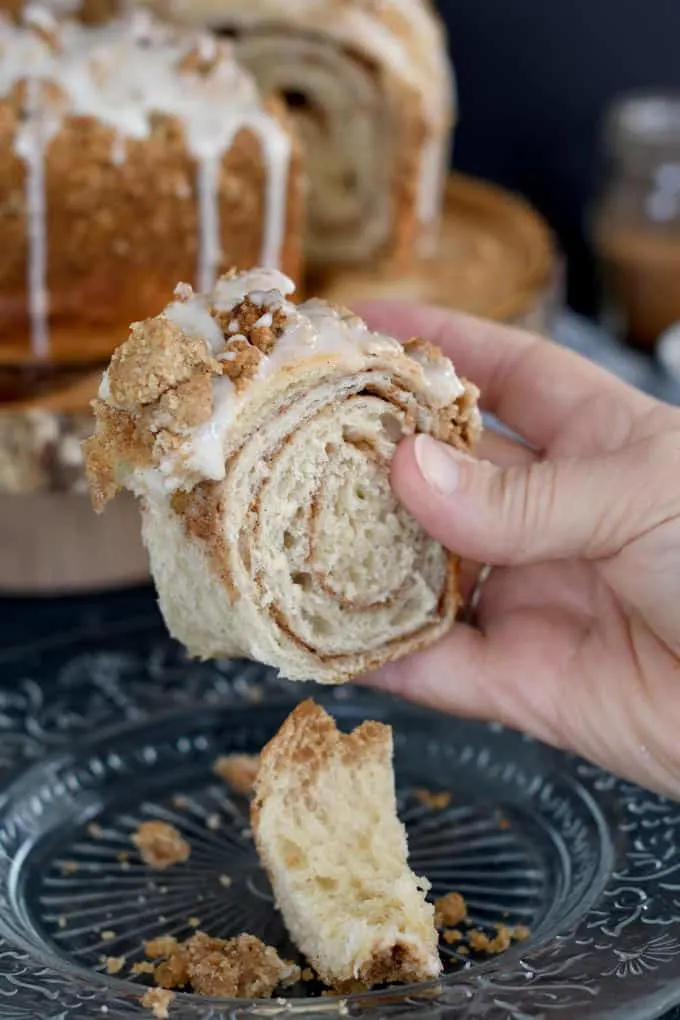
13, 76, 56, 358
406, 345, 465, 403
0, 8, 292, 355
165, 290, 224, 351
196, 155, 221, 293
105, 268, 465, 491
98, 367, 110, 400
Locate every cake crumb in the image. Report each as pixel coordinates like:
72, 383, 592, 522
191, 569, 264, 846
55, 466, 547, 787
187, 916, 201, 928
172, 795, 188, 809
59, 860, 78, 874
145, 936, 179, 959
513, 924, 530, 941
87, 823, 103, 838
442, 929, 463, 944
415, 788, 451, 810
301, 967, 315, 981
57, 915, 67, 929
148, 931, 299, 998
132, 960, 156, 975
218, 874, 232, 888
468, 925, 513, 955
105, 955, 126, 974
434, 892, 467, 928
132, 820, 190, 869
141, 987, 175, 1019
212, 753, 260, 795
100, 930, 116, 941
206, 813, 221, 831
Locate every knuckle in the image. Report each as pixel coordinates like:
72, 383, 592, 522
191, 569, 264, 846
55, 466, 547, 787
486, 460, 559, 561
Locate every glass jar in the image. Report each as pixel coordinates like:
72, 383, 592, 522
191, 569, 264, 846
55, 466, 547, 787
593, 91, 680, 351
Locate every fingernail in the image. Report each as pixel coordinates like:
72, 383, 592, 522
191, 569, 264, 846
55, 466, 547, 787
414, 434, 462, 495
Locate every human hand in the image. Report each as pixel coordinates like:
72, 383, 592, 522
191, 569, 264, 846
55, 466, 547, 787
356, 303, 680, 799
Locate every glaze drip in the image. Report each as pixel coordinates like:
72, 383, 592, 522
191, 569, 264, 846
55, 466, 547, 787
0, 6, 291, 356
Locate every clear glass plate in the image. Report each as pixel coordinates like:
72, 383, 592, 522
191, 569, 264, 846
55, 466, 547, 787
0, 622, 679, 1019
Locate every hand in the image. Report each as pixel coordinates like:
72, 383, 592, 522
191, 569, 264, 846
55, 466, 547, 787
356, 302, 680, 799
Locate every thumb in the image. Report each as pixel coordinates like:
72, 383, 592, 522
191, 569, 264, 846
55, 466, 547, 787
393, 433, 649, 565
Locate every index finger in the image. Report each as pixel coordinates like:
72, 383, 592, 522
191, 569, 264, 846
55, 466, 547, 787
356, 300, 653, 449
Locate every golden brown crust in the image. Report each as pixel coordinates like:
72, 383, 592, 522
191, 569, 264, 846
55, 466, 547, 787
330, 944, 434, 995
252, 700, 390, 825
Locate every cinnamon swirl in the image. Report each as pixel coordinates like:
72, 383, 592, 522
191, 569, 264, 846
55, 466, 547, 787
84, 268, 480, 683
164, 0, 454, 267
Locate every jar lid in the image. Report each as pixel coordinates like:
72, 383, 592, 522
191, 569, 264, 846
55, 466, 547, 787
606, 90, 680, 154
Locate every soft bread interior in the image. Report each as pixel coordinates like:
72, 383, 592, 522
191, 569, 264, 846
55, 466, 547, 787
252, 700, 441, 991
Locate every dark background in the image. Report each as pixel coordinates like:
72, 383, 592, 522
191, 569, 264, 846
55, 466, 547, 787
435, 0, 680, 316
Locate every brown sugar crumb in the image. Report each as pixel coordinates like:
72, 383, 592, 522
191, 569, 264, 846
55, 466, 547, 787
301, 967, 315, 982
145, 936, 179, 959
132, 961, 156, 975
117, 851, 130, 863
141, 987, 175, 1019
154, 949, 189, 991
104, 955, 126, 974
146, 934, 181, 957
213, 753, 260, 795
107, 316, 217, 411
434, 892, 467, 928
498, 817, 510, 830
83, 402, 153, 511
442, 929, 463, 944
415, 788, 452, 810
148, 932, 299, 999
59, 860, 78, 874
147, 374, 214, 432
468, 925, 513, 956
215, 297, 287, 356
218, 337, 262, 393
132, 821, 190, 869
